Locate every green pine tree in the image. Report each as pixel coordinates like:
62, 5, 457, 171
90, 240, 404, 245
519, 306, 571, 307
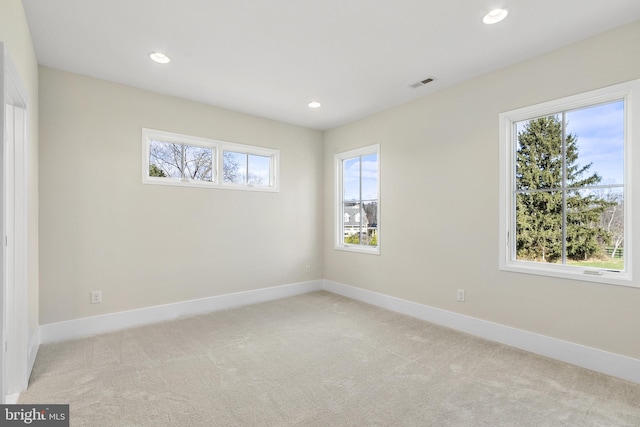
149, 164, 166, 177
515, 116, 612, 262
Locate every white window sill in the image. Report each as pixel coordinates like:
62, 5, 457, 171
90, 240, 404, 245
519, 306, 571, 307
499, 261, 635, 288
335, 245, 380, 255
142, 177, 279, 192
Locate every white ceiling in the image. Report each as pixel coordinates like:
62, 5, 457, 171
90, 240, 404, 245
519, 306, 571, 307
22, 0, 640, 130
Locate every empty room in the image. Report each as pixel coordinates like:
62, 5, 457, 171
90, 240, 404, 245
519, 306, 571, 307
1, 0, 640, 425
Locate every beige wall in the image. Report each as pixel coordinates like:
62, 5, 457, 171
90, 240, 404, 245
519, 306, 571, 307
324, 20, 640, 359
38, 67, 323, 324
0, 0, 40, 341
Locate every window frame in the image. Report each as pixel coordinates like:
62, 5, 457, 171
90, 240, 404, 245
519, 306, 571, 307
142, 128, 279, 192
335, 144, 381, 255
499, 80, 639, 287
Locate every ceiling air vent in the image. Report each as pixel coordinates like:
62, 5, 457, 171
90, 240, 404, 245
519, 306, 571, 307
410, 77, 436, 89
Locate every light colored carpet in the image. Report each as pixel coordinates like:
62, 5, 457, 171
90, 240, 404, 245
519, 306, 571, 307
19, 291, 640, 426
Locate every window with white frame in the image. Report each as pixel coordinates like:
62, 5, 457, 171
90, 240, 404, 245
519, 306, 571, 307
335, 144, 380, 254
142, 128, 279, 192
499, 80, 640, 286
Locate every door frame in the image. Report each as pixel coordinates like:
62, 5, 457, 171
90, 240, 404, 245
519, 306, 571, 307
1, 42, 30, 402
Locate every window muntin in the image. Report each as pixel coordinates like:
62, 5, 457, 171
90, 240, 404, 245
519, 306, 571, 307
335, 145, 380, 254
499, 80, 639, 286
143, 128, 279, 192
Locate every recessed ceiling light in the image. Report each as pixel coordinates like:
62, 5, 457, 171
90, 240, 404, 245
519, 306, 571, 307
483, 8, 509, 24
149, 52, 171, 64
308, 101, 321, 108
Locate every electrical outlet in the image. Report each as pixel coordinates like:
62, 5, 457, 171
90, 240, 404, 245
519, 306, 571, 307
456, 289, 465, 302
305, 264, 311, 274
91, 290, 102, 304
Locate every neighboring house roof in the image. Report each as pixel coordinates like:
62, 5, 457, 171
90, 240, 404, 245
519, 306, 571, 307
344, 205, 368, 227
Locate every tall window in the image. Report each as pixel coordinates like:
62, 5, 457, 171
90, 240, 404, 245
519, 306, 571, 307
142, 128, 279, 192
499, 80, 640, 286
335, 144, 380, 254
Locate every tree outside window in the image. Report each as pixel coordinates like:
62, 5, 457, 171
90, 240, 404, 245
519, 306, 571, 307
514, 101, 624, 270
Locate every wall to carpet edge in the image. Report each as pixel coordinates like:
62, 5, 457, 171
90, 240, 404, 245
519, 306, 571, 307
36, 280, 640, 385
323, 280, 640, 385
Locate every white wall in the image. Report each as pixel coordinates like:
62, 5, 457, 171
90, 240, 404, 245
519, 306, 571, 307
324, 20, 640, 360
0, 0, 40, 343
38, 67, 323, 324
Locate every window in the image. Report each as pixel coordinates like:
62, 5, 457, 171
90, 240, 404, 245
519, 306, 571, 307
499, 80, 640, 286
335, 144, 380, 254
223, 150, 274, 187
143, 128, 279, 192
149, 139, 214, 183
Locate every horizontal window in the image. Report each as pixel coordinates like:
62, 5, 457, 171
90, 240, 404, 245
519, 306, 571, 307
149, 140, 214, 182
142, 128, 279, 192
499, 80, 640, 287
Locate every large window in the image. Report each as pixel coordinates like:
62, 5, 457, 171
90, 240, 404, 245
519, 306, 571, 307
335, 144, 380, 254
499, 80, 640, 286
142, 128, 279, 192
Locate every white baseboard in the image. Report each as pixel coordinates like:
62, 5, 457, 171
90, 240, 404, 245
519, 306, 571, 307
322, 279, 640, 385
5, 393, 20, 404
40, 280, 322, 345
27, 327, 40, 376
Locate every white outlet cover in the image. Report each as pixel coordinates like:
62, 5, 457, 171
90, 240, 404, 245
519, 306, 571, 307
91, 291, 102, 303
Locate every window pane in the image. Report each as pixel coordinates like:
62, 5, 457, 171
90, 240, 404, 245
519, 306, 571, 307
149, 140, 212, 181
223, 151, 247, 184
566, 101, 624, 187
343, 157, 360, 201
361, 153, 378, 200
150, 140, 182, 178
248, 154, 271, 186
566, 188, 623, 270
343, 202, 379, 247
182, 145, 213, 181
599, 188, 625, 268
343, 201, 361, 244
515, 115, 563, 191
361, 201, 378, 246
515, 191, 563, 263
